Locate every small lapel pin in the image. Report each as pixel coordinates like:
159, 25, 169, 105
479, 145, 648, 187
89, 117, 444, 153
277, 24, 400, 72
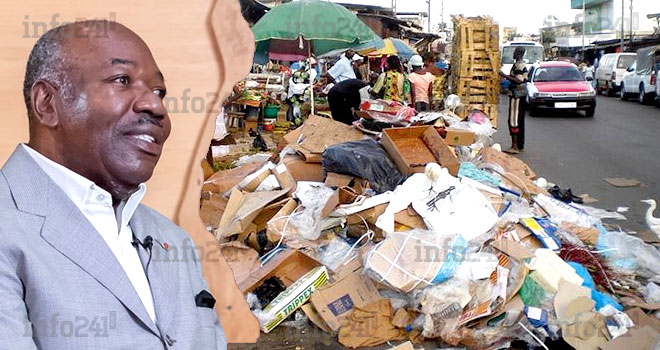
163, 242, 169, 251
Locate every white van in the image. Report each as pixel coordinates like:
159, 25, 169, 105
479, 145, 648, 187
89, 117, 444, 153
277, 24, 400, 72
595, 53, 636, 96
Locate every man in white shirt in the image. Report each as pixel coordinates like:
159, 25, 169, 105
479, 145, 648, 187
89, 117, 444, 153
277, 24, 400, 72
326, 49, 357, 84
0, 20, 226, 349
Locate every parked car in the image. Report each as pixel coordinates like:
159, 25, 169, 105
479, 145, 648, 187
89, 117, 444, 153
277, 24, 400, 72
620, 46, 659, 104
595, 53, 636, 96
527, 61, 596, 117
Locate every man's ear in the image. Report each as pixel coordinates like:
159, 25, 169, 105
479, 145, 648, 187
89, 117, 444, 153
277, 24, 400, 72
31, 80, 60, 128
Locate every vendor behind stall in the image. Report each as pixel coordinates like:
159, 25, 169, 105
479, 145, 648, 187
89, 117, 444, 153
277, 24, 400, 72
327, 78, 369, 125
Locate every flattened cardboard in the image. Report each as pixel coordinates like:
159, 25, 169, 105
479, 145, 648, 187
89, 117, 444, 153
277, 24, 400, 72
282, 154, 325, 182
310, 269, 382, 331
283, 115, 364, 163
599, 326, 660, 350
301, 303, 332, 333
445, 128, 476, 146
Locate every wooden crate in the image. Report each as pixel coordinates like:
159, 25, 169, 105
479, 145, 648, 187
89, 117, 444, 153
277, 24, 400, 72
450, 15, 501, 122
458, 103, 499, 125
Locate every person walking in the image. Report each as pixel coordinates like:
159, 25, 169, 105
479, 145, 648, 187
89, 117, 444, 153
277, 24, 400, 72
500, 46, 528, 154
407, 55, 435, 111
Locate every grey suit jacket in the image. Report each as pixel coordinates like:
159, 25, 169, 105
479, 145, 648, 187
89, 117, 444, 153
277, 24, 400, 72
0, 146, 227, 350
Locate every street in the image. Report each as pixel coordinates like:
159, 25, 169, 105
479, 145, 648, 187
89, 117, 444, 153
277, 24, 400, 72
495, 94, 660, 232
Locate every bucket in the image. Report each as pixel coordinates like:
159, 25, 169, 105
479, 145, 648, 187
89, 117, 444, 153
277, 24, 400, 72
264, 105, 280, 119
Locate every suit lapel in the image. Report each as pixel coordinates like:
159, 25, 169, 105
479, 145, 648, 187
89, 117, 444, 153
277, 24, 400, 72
2, 146, 160, 336
130, 207, 178, 332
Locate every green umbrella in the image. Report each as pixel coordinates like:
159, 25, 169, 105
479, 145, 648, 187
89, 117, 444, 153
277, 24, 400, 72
252, 0, 383, 61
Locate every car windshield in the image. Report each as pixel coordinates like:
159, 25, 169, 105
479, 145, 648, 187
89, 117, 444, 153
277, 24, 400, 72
502, 46, 544, 64
533, 66, 584, 82
617, 55, 636, 69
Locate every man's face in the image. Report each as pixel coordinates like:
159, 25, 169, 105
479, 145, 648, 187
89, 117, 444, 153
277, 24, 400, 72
54, 25, 170, 199
345, 50, 355, 59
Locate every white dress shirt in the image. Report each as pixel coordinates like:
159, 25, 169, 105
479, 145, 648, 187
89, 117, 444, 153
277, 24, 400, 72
327, 55, 356, 83
22, 144, 157, 323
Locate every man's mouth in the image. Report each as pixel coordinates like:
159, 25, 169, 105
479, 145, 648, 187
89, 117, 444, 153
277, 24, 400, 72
132, 134, 157, 144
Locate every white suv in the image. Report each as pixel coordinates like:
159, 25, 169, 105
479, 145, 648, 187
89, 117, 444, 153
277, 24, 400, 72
620, 61, 657, 104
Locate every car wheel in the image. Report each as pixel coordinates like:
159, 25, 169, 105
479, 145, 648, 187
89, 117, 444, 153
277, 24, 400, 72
528, 105, 538, 117
620, 83, 628, 101
585, 106, 595, 118
639, 85, 647, 104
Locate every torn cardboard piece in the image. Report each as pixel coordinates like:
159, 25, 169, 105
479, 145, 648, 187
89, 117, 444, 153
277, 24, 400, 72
490, 239, 534, 262
218, 241, 260, 286
602, 177, 641, 188
338, 299, 412, 348
445, 128, 476, 146
202, 162, 264, 194
217, 188, 289, 238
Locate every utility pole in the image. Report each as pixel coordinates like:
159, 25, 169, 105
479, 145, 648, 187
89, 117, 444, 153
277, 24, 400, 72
392, 0, 396, 16
621, 0, 625, 51
427, 0, 431, 32
629, 0, 633, 48
582, 0, 586, 62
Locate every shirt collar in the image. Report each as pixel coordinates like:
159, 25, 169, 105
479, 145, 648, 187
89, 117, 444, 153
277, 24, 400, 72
21, 144, 146, 227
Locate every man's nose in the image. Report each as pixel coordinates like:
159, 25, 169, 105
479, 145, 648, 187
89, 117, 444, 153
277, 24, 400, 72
133, 86, 168, 118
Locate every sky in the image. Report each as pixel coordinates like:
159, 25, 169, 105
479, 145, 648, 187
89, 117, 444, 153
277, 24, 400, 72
336, 0, 583, 34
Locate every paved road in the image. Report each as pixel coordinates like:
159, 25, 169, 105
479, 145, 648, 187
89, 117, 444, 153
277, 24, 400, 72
494, 94, 660, 231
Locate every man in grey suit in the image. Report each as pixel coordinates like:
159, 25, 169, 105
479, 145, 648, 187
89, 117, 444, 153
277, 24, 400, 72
0, 20, 227, 349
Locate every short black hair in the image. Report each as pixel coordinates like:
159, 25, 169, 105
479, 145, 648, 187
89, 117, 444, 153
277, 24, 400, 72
23, 25, 73, 121
387, 55, 402, 72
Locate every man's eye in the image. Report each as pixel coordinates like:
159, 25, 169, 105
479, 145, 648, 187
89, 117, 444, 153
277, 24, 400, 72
114, 76, 129, 85
153, 89, 166, 98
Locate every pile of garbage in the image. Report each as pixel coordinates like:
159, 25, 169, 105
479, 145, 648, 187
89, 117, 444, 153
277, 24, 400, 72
201, 108, 660, 350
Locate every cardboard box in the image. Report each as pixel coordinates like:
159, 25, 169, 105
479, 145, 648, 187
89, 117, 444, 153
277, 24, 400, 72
238, 249, 322, 294
445, 128, 476, 146
381, 126, 460, 176
282, 154, 325, 182
260, 266, 329, 333
310, 268, 381, 331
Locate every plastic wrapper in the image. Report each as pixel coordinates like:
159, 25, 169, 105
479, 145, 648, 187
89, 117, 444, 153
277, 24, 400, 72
596, 230, 660, 279
322, 139, 404, 193
280, 310, 308, 329
572, 203, 627, 221
568, 262, 622, 311
290, 182, 335, 241
644, 282, 660, 304
519, 275, 547, 308
363, 229, 468, 293
315, 236, 356, 272
533, 193, 593, 228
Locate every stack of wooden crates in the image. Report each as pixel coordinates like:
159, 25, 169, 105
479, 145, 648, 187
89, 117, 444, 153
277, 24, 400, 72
450, 16, 501, 124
